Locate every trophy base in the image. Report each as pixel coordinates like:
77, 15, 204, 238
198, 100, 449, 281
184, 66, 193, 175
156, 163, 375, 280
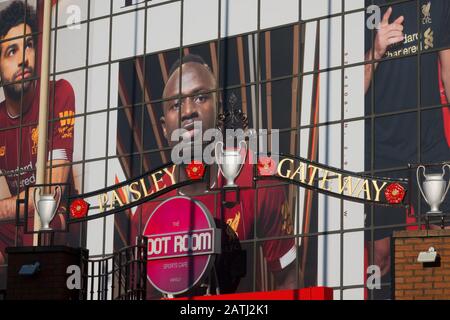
424, 212, 449, 230
426, 211, 445, 216
224, 184, 238, 188
39, 227, 53, 231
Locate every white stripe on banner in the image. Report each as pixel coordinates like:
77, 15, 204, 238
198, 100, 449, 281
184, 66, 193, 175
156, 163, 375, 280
49, 149, 68, 161
280, 245, 297, 270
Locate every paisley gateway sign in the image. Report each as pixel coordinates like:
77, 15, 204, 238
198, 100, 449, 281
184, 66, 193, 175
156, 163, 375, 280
97, 164, 178, 212
259, 155, 408, 206
66, 154, 408, 223
276, 158, 391, 202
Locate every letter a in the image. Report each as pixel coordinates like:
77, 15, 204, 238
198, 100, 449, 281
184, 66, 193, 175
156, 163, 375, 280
66, 265, 81, 290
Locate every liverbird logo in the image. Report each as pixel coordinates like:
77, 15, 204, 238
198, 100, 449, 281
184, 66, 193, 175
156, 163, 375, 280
31, 127, 38, 155
422, 2, 432, 24
226, 211, 241, 237
424, 27, 434, 50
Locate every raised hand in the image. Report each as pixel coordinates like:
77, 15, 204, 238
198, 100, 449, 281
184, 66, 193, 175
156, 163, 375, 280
373, 7, 404, 59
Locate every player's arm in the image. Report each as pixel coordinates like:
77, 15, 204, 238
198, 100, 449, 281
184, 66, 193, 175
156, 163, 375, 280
364, 50, 378, 94
0, 160, 71, 222
365, 7, 404, 94
439, 49, 450, 101
46, 159, 71, 195
274, 260, 297, 289
49, 79, 75, 196
258, 182, 298, 290
0, 192, 27, 221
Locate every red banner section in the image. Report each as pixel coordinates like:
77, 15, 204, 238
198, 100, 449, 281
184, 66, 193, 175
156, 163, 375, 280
170, 287, 334, 301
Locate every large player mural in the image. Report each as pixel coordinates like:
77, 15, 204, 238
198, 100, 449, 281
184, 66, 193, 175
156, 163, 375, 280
3, 0, 448, 300
0, 0, 81, 291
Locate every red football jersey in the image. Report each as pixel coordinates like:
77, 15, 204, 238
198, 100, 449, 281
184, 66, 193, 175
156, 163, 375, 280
0, 79, 75, 254
132, 154, 296, 274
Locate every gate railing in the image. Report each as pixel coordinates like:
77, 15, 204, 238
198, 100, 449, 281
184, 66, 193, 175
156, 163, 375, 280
82, 237, 147, 300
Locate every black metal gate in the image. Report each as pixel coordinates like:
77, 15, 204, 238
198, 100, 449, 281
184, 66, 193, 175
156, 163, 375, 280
81, 237, 147, 300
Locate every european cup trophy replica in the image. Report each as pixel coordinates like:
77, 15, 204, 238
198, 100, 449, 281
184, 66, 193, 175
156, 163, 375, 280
33, 186, 62, 231
417, 164, 450, 218
215, 140, 247, 188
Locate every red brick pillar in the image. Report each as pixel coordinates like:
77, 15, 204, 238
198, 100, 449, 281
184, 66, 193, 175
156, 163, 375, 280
393, 230, 450, 300
5, 246, 88, 300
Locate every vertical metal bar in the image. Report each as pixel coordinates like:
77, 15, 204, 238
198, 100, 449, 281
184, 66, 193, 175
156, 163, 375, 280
48, 0, 59, 186
253, 0, 261, 292
89, 261, 94, 300
105, 259, 109, 300
140, 0, 150, 191
102, 0, 114, 258
236, 36, 248, 116
125, 250, 130, 299
81, 253, 87, 300
118, 251, 122, 299
80, 0, 92, 249
300, 21, 320, 287
294, 0, 303, 291
14, 0, 29, 248
130, 247, 135, 299
111, 253, 116, 299
340, 0, 345, 300
264, 31, 272, 131
369, 0, 376, 301
177, 0, 184, 189
143, 238, 147, 300
97, 258, 101, 300
34, 0, 53, 240
416, 0, 423, 237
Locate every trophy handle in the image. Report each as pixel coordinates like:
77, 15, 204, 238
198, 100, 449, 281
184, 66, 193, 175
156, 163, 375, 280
33, 187, 41, 212
215, 140, 225, 176
417, 165, 430, 205
53, 185, 62, 216
235, 140, 247, 177
441, 164, 450, 203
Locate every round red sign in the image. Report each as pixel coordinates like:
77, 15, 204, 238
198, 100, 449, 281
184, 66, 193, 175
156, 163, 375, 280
143, 196, 220, 295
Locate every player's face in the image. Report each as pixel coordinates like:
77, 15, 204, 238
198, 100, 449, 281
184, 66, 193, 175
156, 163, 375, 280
161, 63, 217, 147
0, 24, 36, 100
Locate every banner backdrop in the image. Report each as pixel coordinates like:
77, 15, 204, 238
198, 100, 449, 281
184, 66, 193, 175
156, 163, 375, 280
0, 0, 395, 300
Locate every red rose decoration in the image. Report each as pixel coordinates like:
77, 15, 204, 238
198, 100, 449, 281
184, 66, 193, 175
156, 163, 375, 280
185, 161, 205, 180
384, 183, 406, 204
257, 156, 277, 176
70, 199, 90, 219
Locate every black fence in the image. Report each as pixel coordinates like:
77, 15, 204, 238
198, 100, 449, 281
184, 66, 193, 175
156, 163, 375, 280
82, 237, 147, 300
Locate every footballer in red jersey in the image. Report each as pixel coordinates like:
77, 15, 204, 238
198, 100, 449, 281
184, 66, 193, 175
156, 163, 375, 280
130, 54, 297, 297
0, 1, 76, 274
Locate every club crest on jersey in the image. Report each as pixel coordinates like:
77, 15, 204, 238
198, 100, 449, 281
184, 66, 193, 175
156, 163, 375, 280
58, 110, 75, 139
0, 146, 5, 157
31, 127, 38, 155
422, 2, 432, 24
281, 201, 293, 235
226, 211, 241, 237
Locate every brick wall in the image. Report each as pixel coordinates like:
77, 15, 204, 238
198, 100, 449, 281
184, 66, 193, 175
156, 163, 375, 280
5, 246, 88, 300
393, 230, 450, 300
